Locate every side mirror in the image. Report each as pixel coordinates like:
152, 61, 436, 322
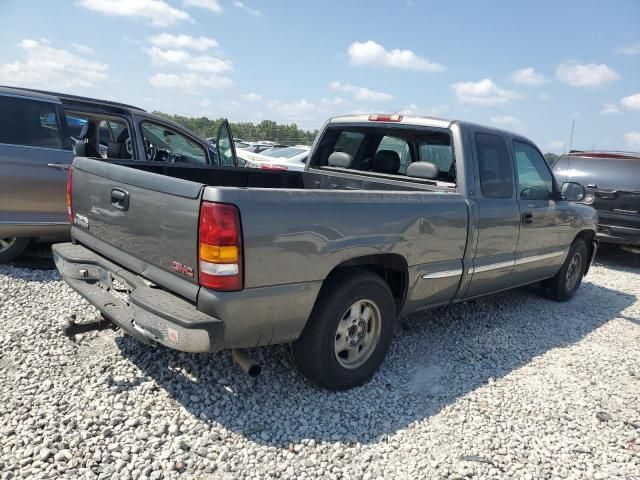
561, 182, 586, 202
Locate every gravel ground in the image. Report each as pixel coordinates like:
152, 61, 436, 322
1, 246, 639, 479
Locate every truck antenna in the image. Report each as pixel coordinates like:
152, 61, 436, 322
568, 119, 575, 152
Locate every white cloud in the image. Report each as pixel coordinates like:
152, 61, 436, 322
451, 78, 519, 106
614, 42, 640, 55
511, 67, 546, 86
186, 55, 233, 73
624, 132, 640, 149
601, 102, 621, 115
267, 99, 319, 117
489, 115, 522, 129
242, 92, 262, 102
555, 62, 620, 88
347, 40, 445, 72
144, 33, 232, 74
148, 33, 218, 51
77, 0, 191, 27
0, 39, 108, 90
330, 81, 393, 101
232, 1, 262, 16
149, 72, 232, 90
547, 140, 566, 152
321, 97, 347, 106
71, 42, 93, 54
145, 46, 191, 65
183, 0, 222, 13
621, 93, 640, 111
397, 104, 447, 116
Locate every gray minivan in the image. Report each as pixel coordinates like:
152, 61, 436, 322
0, 86, 228, 263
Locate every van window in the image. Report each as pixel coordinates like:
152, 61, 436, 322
0, 96, 63, 150
475, 133, 513, 198
141, 122, 207, 164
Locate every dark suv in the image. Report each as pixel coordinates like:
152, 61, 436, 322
553, 150, 640, 253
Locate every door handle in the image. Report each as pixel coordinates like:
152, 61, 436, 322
110, 188, 129, 211
47, 162, 71, 171
522, 212, 533, 225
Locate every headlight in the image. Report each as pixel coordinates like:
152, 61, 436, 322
583, 194, 595, 204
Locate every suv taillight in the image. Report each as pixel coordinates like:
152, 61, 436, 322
66, 167, 74, 224
198, 202, 243, 291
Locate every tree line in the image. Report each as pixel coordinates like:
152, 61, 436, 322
153, 112, 319, 145
154, 111, 562, 165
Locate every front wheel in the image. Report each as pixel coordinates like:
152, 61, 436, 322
542, 239, 588, 301
0, 237, 30, 264
292, 269, 396, 390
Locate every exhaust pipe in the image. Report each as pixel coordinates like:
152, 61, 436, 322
231, 349, 261, 377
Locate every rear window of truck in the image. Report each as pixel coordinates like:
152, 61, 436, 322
312, 126, 456, 186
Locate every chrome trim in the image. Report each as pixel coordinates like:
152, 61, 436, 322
515, 251, 565, 266
470, 260, 515, 274
422, 268, 463, 279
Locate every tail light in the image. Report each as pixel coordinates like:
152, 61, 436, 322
369, 114, 403, 122
66, 167, 74, 224
198, 202, 243, 291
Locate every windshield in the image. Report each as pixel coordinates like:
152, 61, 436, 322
261, 147, 306, 159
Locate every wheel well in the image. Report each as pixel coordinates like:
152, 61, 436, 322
574, 229, 595, 273
327, 254, 408, 313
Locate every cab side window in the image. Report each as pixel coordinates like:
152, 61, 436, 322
0, 96, 63, 150
475, 133, 513, 198
513, 141, 554, 200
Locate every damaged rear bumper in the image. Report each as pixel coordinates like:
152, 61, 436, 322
53, 242, 224, 352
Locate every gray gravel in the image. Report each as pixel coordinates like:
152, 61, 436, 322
1, 246, 639, 479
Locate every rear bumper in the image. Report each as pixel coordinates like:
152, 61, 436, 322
53, 242, 224, 353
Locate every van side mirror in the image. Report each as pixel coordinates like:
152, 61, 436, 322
561, 182, 586, 202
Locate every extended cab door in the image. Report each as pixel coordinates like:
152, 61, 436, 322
463, 129, 520, 298
510, 139, 571, 284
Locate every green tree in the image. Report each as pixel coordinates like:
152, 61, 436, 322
152, 112, 318, 145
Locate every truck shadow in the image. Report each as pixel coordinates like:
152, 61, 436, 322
112, 273, 635, 447
593, 243, 640, 272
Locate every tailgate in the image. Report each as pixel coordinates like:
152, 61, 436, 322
70, 157, 204, 301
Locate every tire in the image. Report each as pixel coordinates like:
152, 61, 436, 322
0, 237, 30, 264
542, 239, 588, 301
292, 269, 396, 390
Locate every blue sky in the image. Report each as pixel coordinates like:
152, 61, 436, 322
1, 0, 638, 153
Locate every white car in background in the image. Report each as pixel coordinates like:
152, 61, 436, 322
238, 145, 311, 171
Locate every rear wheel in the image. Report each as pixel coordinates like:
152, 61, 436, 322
292, 269, 396, 390
0, 237, 30, 264
543, 239, 588, 301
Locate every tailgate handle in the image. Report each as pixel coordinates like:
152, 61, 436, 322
111, 188, 129, 211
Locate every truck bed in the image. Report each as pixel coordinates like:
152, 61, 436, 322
70, 157, 469, 336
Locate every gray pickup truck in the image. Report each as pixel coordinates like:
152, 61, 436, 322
53, 114, 597, 390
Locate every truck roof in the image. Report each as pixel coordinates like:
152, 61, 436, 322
0, 85, 146, 113
327, 113, 528, 141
